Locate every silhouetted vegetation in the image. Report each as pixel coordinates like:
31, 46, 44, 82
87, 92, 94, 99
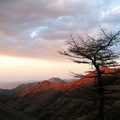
59, 27, 120, 120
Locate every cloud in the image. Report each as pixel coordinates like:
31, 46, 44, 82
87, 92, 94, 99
0, 0, 120, 60
112, 6, 120, 14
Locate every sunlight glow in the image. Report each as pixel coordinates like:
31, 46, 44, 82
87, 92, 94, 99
0, 55, 90, 86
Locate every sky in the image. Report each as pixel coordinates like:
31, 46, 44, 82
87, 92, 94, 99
0, 0, 120, 89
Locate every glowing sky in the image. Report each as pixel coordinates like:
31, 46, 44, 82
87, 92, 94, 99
0, 0, 120, 88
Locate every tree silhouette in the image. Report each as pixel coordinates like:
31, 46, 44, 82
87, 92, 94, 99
59, 28, 120, 120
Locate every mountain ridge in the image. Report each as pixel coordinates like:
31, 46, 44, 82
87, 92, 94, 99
6, 67, 120, 120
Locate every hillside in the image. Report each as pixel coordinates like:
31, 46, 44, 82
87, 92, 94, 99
7, 67, 120, 120
0, 102, 38, 120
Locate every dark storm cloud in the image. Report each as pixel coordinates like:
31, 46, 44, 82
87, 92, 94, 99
0, 0, 120, 60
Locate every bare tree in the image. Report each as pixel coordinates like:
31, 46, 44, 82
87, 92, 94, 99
59, 28, 120, 120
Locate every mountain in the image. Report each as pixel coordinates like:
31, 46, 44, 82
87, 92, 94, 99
7, 67, 120, 120
0, 89, 10, 96
0, 93, 8, 102
11, 82, 38, 93
48, 77, 65, 83
0, 82, 37, 102
0, 78, 65, 99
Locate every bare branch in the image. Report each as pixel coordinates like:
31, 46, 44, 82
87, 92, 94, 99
70, 58, 91, 64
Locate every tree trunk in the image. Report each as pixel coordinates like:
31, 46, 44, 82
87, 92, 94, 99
95, 65, 104, 120
98, 73, 104, 120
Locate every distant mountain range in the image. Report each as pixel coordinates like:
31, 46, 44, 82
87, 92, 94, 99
6, 67, 120, 120
0, 82, 39, 102
0, 77, 66, 101
0, 67, 120, 120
